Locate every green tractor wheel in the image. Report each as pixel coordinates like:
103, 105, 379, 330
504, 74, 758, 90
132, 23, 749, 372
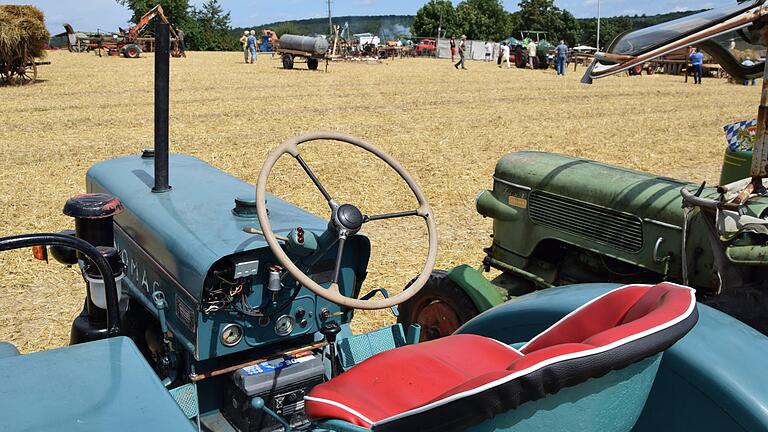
397, 270, 479, 342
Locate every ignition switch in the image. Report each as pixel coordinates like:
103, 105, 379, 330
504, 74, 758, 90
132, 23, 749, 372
268, 266, 282, 304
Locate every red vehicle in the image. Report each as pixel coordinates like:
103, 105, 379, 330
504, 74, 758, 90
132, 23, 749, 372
414, 38, 436, 56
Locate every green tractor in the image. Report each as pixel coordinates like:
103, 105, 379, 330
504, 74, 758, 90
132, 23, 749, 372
399, 1, 768, 340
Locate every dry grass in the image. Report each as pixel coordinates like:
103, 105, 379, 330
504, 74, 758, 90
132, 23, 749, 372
0, 50, 760, 353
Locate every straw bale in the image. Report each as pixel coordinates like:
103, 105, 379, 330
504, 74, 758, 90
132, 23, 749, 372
0, 51, 761, 353
0, 5, 49, 63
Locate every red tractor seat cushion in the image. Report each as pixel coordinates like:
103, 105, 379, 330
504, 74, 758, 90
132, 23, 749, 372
305, 283, 698, 431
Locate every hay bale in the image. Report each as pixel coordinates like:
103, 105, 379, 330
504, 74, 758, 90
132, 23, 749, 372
0, 5, 49, 64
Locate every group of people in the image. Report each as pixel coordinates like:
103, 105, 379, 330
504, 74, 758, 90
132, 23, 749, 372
449, 36, 570, 76
239, 30, 258, 64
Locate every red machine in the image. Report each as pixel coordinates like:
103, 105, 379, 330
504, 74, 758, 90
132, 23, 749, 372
64, 5, 181, 58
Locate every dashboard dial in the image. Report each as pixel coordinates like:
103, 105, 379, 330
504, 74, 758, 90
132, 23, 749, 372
274, 315, 295, 337
220, 323, 243, 347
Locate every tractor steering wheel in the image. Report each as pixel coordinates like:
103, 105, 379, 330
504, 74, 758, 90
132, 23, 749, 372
256, 132, 438, 310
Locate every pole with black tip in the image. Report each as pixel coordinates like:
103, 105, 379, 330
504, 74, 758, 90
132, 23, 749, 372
153, 21, 171, 193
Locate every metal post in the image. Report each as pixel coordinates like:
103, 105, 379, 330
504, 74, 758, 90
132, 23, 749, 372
596, 0, 601, 50
153, 22, 171, 193
327, 0, 333, 36
750, 26, 768, 181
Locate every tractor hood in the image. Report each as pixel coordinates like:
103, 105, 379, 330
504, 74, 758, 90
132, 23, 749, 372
86, 154, 327, 300
585, 0, 767, 82
493, 151, 703, 226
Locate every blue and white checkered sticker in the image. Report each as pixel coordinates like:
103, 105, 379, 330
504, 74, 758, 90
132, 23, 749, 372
240, 353, 315, 376
723, 119, 757, 152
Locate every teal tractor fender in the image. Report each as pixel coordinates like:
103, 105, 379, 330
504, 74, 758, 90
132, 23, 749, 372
446, 264, 506, 312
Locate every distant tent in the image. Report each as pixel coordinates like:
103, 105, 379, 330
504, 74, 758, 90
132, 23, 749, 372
502, 36, 524, 46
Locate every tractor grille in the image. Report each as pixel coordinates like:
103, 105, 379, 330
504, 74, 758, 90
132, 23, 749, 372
528, 190, 643, 253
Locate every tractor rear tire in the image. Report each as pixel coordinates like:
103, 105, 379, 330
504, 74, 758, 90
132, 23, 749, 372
282, 54, 294, 69
123, 44, 141, 59
397, 270, 479, 342
307, 58, 319, 70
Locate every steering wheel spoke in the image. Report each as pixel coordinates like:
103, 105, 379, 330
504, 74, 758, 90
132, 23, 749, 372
363, 209, 420, 223
294, 154, 334, 205
330, 235, 347, 285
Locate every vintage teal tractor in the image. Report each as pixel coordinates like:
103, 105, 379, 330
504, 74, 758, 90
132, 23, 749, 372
2, 19, 768, 432
399, 1, 768, 341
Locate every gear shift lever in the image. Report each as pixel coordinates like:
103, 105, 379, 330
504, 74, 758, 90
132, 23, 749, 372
320, 322, 341, 378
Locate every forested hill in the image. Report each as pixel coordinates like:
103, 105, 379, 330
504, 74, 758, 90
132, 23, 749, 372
232, 15, 414, 39
234, 9, 705, 44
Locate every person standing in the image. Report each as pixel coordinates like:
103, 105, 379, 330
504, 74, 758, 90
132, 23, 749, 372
485, 41, 493, 62
247, 30, 257, 64
742, 57, 757, 86
689, 47, 704, 84
497, 42, 504, 66
555, 40, 568, 76
500, 42, 511, 68
527, 39, 537, 69
449, 37, 457, 62
240, 30, 249, 63
176, 26, 186, 58
454, 35, 467, 70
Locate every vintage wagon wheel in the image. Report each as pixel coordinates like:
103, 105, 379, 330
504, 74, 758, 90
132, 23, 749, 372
16, 60, 37, 86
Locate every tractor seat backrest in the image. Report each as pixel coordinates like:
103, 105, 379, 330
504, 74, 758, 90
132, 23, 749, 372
305, 283, 698, 431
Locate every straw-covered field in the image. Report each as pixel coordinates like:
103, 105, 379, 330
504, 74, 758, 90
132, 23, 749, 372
0, 50, 760, 353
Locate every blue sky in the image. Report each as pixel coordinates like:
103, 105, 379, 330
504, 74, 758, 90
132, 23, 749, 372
11, 0, 729, 33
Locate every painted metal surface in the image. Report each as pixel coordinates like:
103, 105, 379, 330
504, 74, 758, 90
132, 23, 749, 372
446, 264, 506, 311
458, 283, 768, 432
87, 154, 369, 361
87, 154, 328, 300
0, 337, 194, 431
467, 355, 662, 432
483, 151, 768, 289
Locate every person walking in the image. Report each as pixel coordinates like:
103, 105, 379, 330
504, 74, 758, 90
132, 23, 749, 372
485, 41, 493, 62
497, 42, 504, 66
240, 30, 249, 63
449, 37, 457, 62
689, 47, 704, 84
247, 30, 257, 64
500, 42, 511, 68
555, 40, 568, 76
527, 39, 537, 69
454, 35, 467, 70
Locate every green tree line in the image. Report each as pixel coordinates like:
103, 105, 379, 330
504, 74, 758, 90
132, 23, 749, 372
412, 0, 704, 47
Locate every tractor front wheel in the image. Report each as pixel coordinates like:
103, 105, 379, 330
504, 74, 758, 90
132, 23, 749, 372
123, 44, 141, 59
397, 270, 479, 342
282, 54, 294, 69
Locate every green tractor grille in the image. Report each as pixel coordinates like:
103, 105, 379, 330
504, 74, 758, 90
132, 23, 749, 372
528, 190, 644, 253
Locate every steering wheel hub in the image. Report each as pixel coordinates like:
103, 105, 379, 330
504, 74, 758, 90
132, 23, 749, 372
335, 204, 364, 232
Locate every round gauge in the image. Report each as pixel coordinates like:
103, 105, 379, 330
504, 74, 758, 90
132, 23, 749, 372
220, 323, 243, 347
274, 314, 295, 337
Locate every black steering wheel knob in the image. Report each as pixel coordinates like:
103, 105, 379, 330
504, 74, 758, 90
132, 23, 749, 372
336, 204, 364, 231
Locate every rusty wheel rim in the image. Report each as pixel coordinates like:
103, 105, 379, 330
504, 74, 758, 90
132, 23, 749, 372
416, 299, 462, 341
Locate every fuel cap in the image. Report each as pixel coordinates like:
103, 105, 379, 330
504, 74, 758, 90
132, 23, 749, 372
233, 194, 257, 218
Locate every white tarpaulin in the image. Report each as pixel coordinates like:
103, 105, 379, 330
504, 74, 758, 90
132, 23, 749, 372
436, 38, 497, 61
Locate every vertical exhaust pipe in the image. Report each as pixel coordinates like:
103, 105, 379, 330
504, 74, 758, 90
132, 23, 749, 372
153, 22, 171, 193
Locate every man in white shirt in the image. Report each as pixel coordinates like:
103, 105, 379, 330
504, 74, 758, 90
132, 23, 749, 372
485, 41, 493, 62
499, 43, 511, 69
527, 39, 537, 69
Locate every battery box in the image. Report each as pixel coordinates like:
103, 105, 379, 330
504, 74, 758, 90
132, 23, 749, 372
223, 352, 325, 432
